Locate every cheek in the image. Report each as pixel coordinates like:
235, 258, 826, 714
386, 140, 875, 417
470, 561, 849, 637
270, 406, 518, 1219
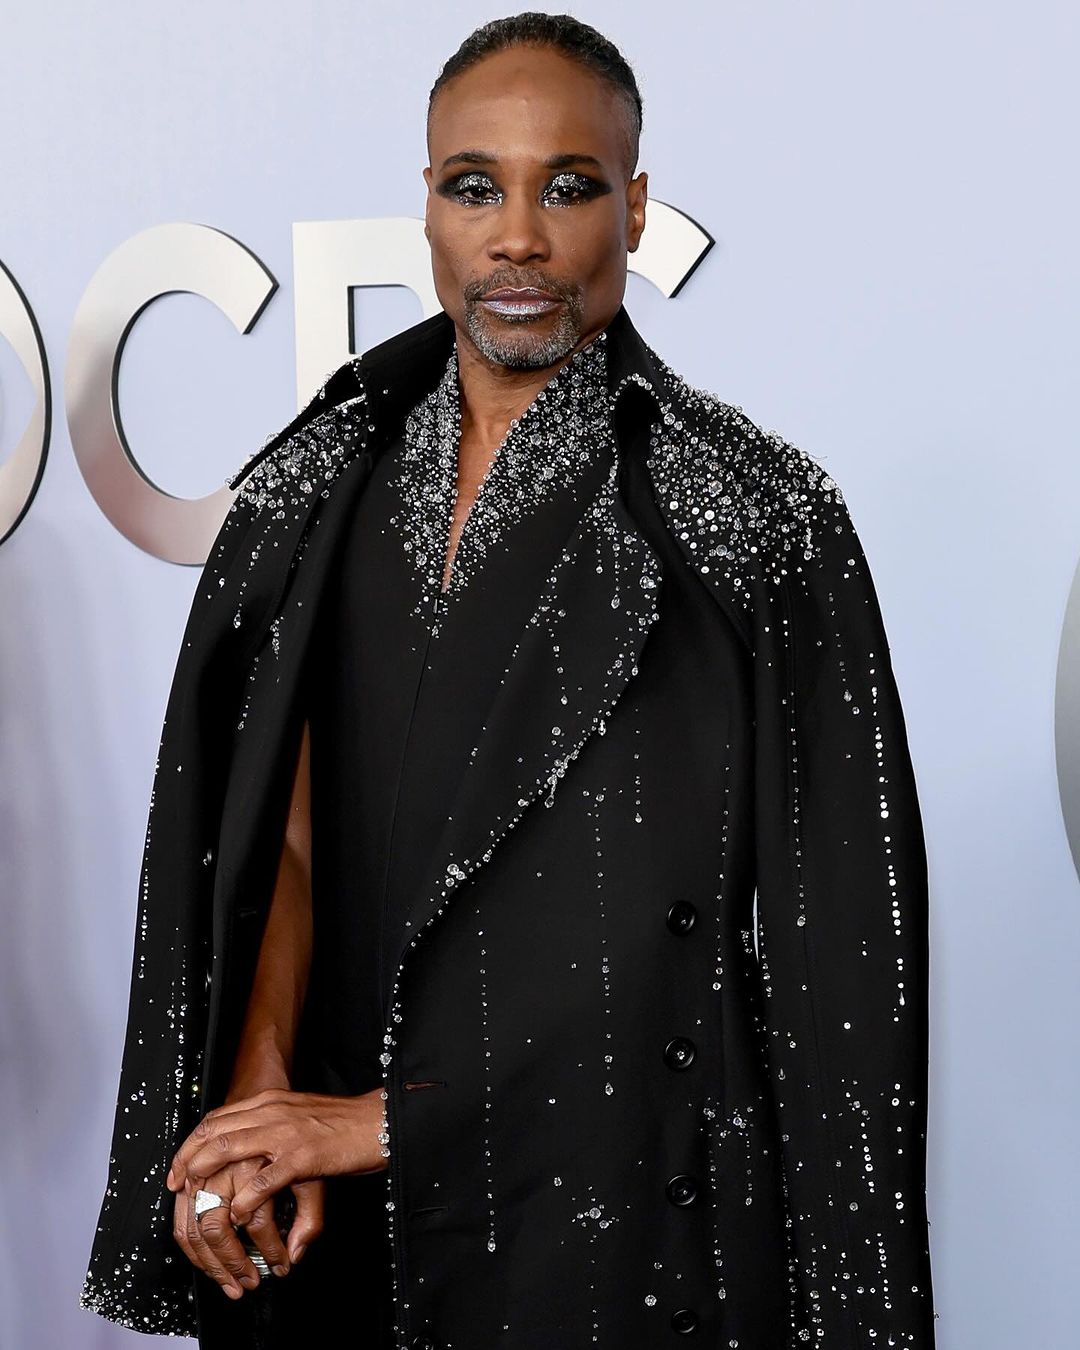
555, 208, 626, 268
561, 234, 624, 286
428, 226, 473, 278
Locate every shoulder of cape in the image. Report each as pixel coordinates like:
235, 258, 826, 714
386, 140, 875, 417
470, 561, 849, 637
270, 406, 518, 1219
222, 306, 454, 502
645, 356, 855, 622
224, 356, 370, 497
188, 357, 373, 650
218, 340, 856, 620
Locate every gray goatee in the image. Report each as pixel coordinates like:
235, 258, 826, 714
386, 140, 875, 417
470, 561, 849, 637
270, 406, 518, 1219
463, 292, 586, 370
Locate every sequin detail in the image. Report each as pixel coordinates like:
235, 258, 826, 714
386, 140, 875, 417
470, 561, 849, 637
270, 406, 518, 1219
80, 310, 933, 1349
390, 330, 614, 625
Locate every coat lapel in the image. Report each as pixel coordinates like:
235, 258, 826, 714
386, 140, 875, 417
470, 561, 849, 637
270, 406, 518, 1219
230, 300, 674, 1011
383, 305, 671, 1003
223, 308, 464, 674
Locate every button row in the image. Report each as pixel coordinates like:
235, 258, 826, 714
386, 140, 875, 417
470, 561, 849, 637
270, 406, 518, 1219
666, 901, 701, 1331
411, 902, 705, 1350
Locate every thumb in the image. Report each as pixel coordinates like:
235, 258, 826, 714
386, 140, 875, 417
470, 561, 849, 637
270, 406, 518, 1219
287, 1179, 324, 1263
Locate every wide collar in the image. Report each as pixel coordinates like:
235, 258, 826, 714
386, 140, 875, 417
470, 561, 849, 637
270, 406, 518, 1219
355, 301, 668, 455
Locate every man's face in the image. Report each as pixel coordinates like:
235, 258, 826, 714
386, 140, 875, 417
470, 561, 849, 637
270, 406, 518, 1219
423, 44, 647, 371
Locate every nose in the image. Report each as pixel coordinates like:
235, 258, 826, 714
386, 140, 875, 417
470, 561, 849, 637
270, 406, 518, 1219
485, 191, 551, 265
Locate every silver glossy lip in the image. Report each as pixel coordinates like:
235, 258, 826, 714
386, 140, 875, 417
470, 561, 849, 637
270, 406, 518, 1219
480, 287, 560, 301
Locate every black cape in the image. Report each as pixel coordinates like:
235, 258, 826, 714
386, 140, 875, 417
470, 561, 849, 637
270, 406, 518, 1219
80, 304, 937, 1348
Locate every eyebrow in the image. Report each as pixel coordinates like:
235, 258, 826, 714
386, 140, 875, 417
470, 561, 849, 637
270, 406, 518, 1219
439, 150, 606, 172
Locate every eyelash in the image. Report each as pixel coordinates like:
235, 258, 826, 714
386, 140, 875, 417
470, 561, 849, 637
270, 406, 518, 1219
442, 171, 603, 207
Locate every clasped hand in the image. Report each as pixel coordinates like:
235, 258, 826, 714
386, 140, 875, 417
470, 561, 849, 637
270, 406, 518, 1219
165, 1086, 388, 1300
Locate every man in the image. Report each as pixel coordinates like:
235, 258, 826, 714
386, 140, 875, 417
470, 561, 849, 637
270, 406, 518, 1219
81, 13, 937, 1350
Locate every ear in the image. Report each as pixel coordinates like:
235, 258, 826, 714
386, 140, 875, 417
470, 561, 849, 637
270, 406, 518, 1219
627, 172, 648, 254
422, 166, 433, 242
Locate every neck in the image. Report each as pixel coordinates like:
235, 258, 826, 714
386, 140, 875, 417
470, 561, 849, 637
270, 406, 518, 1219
454, 319, 607, 447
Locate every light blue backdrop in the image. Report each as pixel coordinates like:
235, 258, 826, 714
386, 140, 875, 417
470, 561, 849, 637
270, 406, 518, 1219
1, 2, 1077, 1346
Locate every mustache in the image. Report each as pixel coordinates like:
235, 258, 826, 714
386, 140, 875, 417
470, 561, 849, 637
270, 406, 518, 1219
464, 272, 579, 302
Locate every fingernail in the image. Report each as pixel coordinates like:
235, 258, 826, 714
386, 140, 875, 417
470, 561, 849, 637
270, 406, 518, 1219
224, 1284, 242, 1300
272, 1264, 289, 1278
292, 1244, 307, 1263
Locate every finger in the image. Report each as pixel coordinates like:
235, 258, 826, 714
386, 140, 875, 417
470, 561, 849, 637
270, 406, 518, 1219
241, 1197, 291, 1277
180, 1126, 275, 1187
172, 1188, 202, 1272
182, 1184, 247, 1299
230, 1159, 302, 1226
167, 1100, 282, 1190
196, 1205, 263, 1292
287, 1179, 325, 1264
168, 1109, 236, 1189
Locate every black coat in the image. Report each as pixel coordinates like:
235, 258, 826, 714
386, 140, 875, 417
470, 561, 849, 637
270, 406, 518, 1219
80, 303, 937, 1348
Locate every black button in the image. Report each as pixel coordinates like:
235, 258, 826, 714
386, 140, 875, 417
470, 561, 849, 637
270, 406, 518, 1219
663, 1036, 696, 1070
666, 900, 697, 934
665, 1173, 699, 1206
671, 1307, 699, 1333
410, 1337, 436, 1350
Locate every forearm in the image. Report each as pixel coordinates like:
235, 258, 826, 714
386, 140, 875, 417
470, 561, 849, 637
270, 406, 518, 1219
226, 845, 313, 1102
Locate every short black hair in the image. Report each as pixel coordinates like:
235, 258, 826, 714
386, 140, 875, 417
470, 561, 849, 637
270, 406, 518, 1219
427, 12, 643, 179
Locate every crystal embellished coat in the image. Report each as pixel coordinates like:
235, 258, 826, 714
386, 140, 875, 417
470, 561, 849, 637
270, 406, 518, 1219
79, 304, 937, 1348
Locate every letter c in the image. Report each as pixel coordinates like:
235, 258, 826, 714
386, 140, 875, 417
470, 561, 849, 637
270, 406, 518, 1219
65, 223, 276, 564
0, 259, 50, 546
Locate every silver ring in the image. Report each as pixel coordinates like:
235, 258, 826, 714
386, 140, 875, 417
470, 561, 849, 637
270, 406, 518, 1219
193, 1188, 228, 1222
246, 1248, 272, 1278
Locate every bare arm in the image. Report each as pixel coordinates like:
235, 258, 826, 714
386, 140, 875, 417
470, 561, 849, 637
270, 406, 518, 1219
170, 715, 387, 1289
170, 720, 318, 1296
225, 718, 313, 1102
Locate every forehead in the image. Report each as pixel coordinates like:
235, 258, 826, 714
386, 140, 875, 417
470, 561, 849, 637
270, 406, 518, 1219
429, 44, 625, 168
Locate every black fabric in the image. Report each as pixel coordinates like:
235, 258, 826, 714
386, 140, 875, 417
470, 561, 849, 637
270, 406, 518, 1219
271, 403, 780, 1344
299, 406, 619, 1092
79, 304, 936, 1350
280, 392, 621, 1342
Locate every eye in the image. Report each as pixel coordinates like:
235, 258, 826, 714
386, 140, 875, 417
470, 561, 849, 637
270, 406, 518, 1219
542, 173, 606, 206
437, 168, 609, 208
441, 172, 501, 206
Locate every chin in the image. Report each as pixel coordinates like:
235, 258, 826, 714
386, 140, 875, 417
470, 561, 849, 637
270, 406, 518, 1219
465, 310, 581, 371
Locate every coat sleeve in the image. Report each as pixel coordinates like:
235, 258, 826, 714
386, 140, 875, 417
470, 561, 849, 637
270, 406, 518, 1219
77, 485, 266, 1337
751, 445, 937, 1349
78, 362, 369, 1336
